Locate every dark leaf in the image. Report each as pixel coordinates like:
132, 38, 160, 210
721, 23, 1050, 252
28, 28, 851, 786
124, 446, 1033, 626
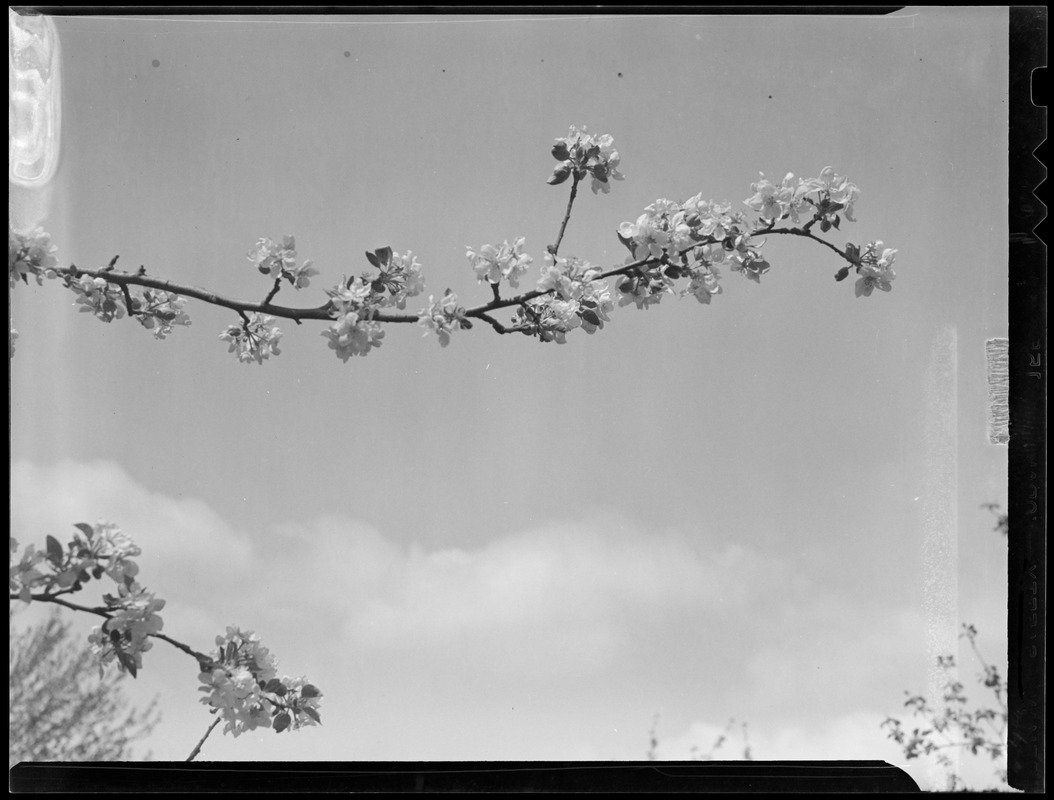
364, 250, 381, 269
374, 247, 393, 267
832, 215, 840, 229
45, 535, 64, 566
265, 678, 284, 693
300, 684, 321, 698
303, 707, 322, 724
117, 649, 138, 678
74, 522, 95, 540
591, 164, 608, 183
581, 309, 601, 326
551, 142, 570, 161
820, 219, 831, 233
273, 712, 291, 733
835, 266, 851, 282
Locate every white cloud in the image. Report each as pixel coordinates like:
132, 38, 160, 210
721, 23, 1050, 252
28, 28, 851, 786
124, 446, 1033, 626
10, 459, 778, 684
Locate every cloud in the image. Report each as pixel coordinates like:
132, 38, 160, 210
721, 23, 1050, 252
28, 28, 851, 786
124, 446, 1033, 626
10, 459, 779, 684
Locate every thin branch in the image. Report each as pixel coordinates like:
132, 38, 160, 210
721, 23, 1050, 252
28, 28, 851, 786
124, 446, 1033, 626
549, 174, 581, 258
49, 222, 856, 337
52, 266, 336, 323
186, 717, 221, 762
262, 277, 283, 306
12, 592, 214, 667
762, 226, 853, 262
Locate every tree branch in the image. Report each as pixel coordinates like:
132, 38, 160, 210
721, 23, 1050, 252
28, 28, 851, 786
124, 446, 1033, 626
549, 173, 581, 258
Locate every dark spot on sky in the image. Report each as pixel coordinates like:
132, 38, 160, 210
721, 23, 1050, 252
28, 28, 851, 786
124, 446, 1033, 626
344, 51, 350, 58
152, 59, 160, 68
768, 95, 772, 99
442, 69, 446, 73
617, 72, 623, 78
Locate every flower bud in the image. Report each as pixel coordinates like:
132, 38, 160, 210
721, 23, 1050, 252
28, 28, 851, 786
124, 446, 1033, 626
547, 164, 572, 186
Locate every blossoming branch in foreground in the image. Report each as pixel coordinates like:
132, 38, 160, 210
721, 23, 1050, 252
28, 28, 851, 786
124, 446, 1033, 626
11, 523, 322, 742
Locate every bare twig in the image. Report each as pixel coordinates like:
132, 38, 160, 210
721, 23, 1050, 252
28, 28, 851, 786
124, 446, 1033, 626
186, 717, 221, 762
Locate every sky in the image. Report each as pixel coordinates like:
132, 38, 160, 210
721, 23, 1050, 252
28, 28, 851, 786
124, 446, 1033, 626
9, 9, 1010, 790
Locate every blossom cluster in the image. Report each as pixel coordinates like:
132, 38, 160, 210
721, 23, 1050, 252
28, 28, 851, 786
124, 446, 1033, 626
70, 275, 129, 323
87, 580, 166, 678
322, 277, 385, 360
418, 289, 469, 347
247, 235, 318, 289
317, 247, 425, 362
362, 247, 426, 310
851, 240, 897, 297
198, 627, 322, 737
467, 238, 533, 288
519, 255, 615, 341
72, 277, 191, 338
129, 288, 192, 339
548, 125, 624, 194
614, 195, 765, 309
219, 313, 283, 364
9, 226, 59, 287
9, 521, 142, 604
744, 166, 859, 231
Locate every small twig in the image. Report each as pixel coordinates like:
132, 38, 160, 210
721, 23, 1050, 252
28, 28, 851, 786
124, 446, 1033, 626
262, 277, 283, 306
186, 717, 222, 762
473, 311, 510, 334
549, 174, 581, 258
763, 226, 852, 262
119, 284, 138, 317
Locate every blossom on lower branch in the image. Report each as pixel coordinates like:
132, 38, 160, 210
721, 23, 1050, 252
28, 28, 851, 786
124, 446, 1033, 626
219, 313, 283, 364
321, 277, 385, 360
854, 241, 897, 297
199, 627, 322, 736
419, 290, 470, 347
